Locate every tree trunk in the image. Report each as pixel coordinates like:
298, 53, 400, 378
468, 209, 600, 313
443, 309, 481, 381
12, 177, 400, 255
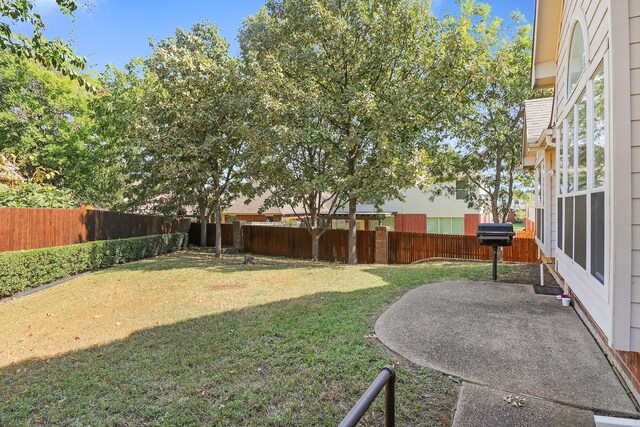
491, 200, 500, 224
348, 197, 357, 264
214, 204, 222, 259
311, 228, 320, 261
199, 198, 208, 247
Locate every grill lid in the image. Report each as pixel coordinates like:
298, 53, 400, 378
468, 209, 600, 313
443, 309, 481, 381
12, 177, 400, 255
476, 223, 515, 237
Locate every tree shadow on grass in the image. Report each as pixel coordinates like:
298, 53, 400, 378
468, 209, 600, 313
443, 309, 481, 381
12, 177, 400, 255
110, 249, 347, 274
0, 283, 459, 427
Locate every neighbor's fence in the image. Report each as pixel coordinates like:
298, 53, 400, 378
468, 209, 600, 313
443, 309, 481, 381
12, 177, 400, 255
242, 225, 376, 264
389, 232, 493, 264
0, 208, 191, 252
388, 231, 538, 264
503, 237, 538, 263
188, 223, 234, 247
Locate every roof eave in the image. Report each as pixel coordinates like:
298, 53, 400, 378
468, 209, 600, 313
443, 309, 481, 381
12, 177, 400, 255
531, 0, 562, 90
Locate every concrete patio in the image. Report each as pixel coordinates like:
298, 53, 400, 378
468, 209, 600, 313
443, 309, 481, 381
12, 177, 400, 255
375, 281, 639, 426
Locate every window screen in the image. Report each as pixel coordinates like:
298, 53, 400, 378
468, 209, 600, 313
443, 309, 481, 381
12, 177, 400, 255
452, 218, 464, 235
536, 208, 544, 243
440, 218, 452, 235
591, 192, 605, 284
568, 23, 586, 94
567, 108, 575, 193
564, 197, 574, 258
558, 198, 563, 250
574, 195, 587, 268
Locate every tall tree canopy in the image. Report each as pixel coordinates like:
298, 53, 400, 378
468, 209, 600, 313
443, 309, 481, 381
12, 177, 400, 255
128, 22, 251, 256
0, 0, 91, 89
425, 14, 540, 223
0, 50, 124, 207
241, 0, 500, 262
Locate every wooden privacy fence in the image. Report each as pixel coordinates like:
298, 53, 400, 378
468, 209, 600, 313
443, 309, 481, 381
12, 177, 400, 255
503, 237, 538, 263
389, 232, 493, 264
388, 232, 538, 264
0, 208, 191, 252
188, 223, 234, 247
242, 225, 376, 264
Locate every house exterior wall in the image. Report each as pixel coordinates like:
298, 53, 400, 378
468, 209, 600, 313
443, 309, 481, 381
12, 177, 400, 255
463, 213, 487, 236
529, 0, 640, 394
628, 0, 640, 353
394, 214, 427, 233
378, 186, 480, 217
538, 0, 640, 352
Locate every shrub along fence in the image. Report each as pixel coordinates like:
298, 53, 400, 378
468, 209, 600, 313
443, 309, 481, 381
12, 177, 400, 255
236, 225, 537, 264
0, 208, 191, 252
0, 233, 187, 298
188, 223, 234, 247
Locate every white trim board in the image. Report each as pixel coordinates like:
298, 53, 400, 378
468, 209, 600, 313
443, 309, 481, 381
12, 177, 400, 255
594, 415, 640, 427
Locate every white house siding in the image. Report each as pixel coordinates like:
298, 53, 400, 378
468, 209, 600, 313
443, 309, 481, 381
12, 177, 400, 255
378, 187, 479, 217
628, 1, 640, 346
552, 0, 617, 342
549, 151, 557, 257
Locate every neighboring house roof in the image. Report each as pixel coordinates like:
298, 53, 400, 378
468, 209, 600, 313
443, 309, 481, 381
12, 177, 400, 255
224, 192, 283, 215
335, 185, 484, 217
224, 191, 337, 217
522, 97, 554, 169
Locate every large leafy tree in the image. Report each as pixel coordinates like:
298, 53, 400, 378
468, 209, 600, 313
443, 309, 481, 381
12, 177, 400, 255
0, 154, 78, 208
426, 13, 541, 223
241, 0, 498, 263
0, 0, 92, 89
0, 50, 124, 206
130, 22, 251, 256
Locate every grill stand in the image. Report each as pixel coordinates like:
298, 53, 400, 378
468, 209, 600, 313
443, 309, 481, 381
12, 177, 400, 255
492, 246, 498, 281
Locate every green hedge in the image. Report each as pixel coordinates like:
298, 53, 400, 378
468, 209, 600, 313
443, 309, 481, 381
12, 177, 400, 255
0, 233, 187, 298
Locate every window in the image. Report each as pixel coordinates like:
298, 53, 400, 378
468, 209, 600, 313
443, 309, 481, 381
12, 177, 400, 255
591, 192, 605, 283
557, 59, 607, 286
455, 180, 468, 200
452, 218, 464, 235
574, 195, 587, 268
592, 64, 605, 188
577, 93, 587, 191
427, 217, 439, 234
535, 164, 545, 244
564, 196, 574, 259
440, 218, 452, 234
567, 108, 575, 193
557, 198, 563, 250
427, 217, 464, 235
568, 23, 586, 95
558, 125, 564, 194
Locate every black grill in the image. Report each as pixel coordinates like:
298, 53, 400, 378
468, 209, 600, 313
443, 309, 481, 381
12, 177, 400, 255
476, 223, 515, 247
476, 223, 515, 281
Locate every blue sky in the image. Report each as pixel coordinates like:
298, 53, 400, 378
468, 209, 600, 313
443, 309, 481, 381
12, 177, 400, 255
28, 0, 535, 72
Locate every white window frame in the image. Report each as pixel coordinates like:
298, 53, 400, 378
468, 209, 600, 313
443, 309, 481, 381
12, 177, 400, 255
555, 54, 609, 301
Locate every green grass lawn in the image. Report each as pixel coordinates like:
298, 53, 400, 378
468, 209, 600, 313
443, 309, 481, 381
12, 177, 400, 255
0, 251, 547, 426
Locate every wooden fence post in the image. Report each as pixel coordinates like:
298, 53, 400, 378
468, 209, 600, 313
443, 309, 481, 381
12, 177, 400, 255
233, 221, 245, 251
375, 226, 389, 264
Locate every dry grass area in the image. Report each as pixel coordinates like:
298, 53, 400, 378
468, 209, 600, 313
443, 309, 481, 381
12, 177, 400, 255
1, 252, 389, 367
0, 250, 545, 426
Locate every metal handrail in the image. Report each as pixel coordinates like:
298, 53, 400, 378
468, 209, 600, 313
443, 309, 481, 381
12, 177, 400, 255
338, 365, 396, 427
